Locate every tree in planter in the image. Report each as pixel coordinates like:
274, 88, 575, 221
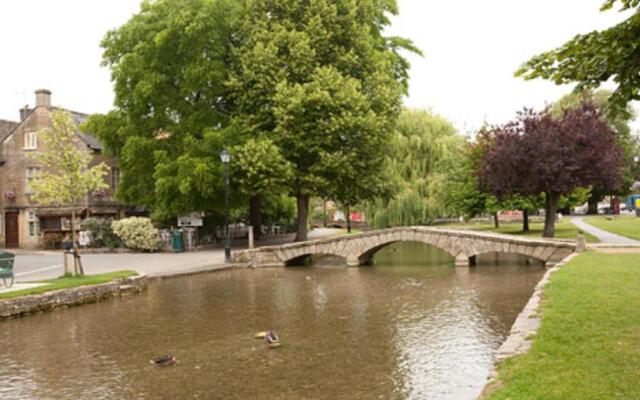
30, 110, 109, 275
479, 103, 623, 238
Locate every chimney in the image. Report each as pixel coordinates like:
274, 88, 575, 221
35, 89, 51, 107
19, 105, 31, 121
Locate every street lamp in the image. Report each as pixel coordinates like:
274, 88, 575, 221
220, 148, 231, 263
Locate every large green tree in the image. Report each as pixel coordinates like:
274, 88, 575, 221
228, 0, 419, 241
87, 0, 242, 217
516, 0, 640, 117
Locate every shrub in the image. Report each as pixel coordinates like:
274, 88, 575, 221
81, 217, 121, 249
111, 217, 161, 251
42, 233, 63, 250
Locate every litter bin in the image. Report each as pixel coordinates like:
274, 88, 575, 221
172, 230, 184, 253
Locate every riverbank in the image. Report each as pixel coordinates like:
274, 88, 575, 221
482, 252, 640, 399
0, 272, 148, 320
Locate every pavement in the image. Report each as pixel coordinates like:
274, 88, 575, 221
1, 228, 344, 283
571, 217, 640, 246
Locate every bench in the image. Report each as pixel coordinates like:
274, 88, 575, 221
0, 251, 15, 287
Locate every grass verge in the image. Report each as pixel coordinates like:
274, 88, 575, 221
444, 219, 599, 243
583, 215, 640, 241
485, 252, 640, 400
0, 270, 138, 300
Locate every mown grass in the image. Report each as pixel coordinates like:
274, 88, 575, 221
0, 270, 138, 300
583, 215, 640, 241
485, 252, 640, 400
444, 219, 599, 243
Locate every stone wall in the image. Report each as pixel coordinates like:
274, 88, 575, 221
0, 275, 148, 320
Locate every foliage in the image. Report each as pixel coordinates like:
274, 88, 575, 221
0, 271, 138, 300
479, 102, 623, 237
445, 219, 600, 243
486, 252, 640, 399
81, 217, 121, 249
111, 217, 161, 251
516, 0, 640, 117
87, 0, 243, 214
42, 233, 64, 251
30, 110, 109, 207
367, 109, 464, 228
229, 0, 419, 240
231, 138, 292, 197
551, 90, 638, 211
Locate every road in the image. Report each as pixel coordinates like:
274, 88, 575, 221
6, 228, 344, 282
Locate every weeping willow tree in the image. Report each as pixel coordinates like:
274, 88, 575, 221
366, 109, 464, 228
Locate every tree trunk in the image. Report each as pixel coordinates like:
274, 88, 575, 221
522, 209, 530, 232
587, 194, 599, 215
543, 192, 561, 238
249, 195, 262, 241
346, 205, 351, 233
294, 194, 310, 242
493, 212, 500, 228
323, 199, 327, 227
71, 208, 84, 276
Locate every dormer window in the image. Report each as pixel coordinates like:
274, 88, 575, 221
24, 131, 37, 150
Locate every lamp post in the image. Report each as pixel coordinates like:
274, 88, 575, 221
220, 148, 231, 263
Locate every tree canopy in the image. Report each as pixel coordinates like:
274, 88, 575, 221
516, 0, 640, 117
366, 109, 464, 228
479, 103, 623, 237
229, 0, 419, 240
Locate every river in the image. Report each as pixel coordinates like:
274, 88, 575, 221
0, 242, 545, 399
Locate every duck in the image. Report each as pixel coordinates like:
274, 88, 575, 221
150, 354, 177, 366
265, 330, 281, 348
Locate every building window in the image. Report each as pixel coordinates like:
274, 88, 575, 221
24, 131, 37, 150
111, 167, 120, 192
26, 166, 42, 192
28, 211, 39, 236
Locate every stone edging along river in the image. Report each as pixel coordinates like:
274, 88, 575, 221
0, 263, 244, 321
478, 252, 580, 399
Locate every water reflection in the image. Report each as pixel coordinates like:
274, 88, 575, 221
0, 242, 544, 399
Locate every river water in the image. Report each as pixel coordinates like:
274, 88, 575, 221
0, 243, 545, 400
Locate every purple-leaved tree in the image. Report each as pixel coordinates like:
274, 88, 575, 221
479, 102, 623, 238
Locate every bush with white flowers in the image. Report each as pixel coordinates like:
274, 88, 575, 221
111, 217, 161, 251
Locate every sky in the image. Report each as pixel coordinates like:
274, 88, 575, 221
0, 0, 635, 133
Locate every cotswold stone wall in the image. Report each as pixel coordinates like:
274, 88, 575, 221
0, 275, 148, 320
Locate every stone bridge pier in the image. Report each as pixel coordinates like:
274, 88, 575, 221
232, 227, 577, 269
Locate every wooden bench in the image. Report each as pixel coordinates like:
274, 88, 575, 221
0, 251, 15, 287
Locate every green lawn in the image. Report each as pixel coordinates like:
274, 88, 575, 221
485, 252, 640, 400
0, 270, 138, 300
444, 219, 599, 243
583, 215, 640, 241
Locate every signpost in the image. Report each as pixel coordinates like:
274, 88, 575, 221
177, 213, 204, 227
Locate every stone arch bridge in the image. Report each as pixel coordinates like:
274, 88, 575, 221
232, 227, 577, 268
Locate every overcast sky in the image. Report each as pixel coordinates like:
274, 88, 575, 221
0, 0, 634, 132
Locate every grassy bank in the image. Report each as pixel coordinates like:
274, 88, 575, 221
0, 271, 138, 300
583, 215, 640, 241
485, 252, 640, 399
444, 219, 599, 243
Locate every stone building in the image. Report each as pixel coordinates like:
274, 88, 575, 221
0, 89, 139, 249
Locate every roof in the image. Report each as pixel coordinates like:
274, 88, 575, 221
0, 119, 19, 143
67, 110, 102, 151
